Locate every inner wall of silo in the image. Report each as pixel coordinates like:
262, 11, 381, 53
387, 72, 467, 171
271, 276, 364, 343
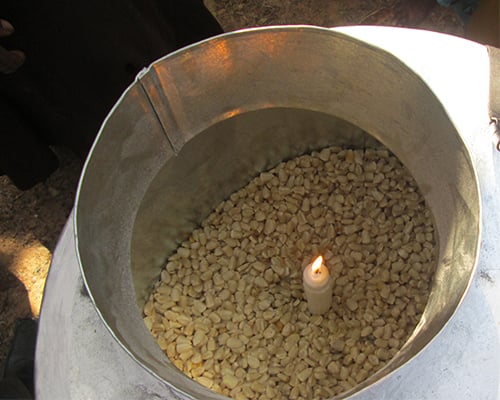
131, 108, 386, 305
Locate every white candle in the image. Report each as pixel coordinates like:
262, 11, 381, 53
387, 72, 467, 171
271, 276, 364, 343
303, 255, 333, 315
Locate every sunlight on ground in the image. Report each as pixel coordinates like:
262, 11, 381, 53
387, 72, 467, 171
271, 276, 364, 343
0, 235, 51, 317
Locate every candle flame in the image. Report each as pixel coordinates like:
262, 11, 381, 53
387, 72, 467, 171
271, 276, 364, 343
311, 256, 323, 274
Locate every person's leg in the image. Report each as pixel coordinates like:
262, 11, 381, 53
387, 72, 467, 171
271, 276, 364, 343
0, 96, 59, 190
159, 0, 223, 48
0, 319, 36, 399
0, 377, 32, 399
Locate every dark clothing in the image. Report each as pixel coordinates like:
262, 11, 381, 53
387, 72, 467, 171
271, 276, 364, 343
0, 319, 36, 399
0, 1, 222, 189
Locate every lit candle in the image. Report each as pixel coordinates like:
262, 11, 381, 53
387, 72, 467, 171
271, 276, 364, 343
303, 255, 333, 314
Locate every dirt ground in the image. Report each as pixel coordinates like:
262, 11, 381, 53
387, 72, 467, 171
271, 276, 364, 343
0, 0, 462, 370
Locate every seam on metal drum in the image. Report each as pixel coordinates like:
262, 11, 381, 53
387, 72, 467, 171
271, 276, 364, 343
139, 68, 184, 155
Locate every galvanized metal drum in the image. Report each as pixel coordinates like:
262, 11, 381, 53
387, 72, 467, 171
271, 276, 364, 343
74, 26, 480, 399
